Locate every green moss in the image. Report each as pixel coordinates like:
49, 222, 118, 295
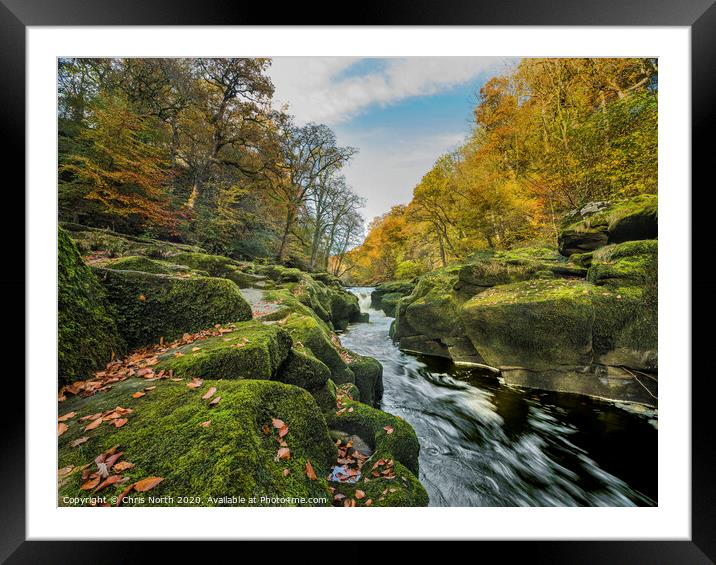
156, 321, 291, 380
569, 252, 594, 268
461, 279, 599, 369
57, 378, 336, 506
378, 292, 403, 317
93, 268, 252, 349
588, 240, 657, 289
279, 347, 331, 391
326, 399, 420, 476
347, 355, 383, 407
331, 458, 428, 507
100, 255, 189, 275
311, 379, 338, 412
58, 227, 125, 384
281, 313, 355, 385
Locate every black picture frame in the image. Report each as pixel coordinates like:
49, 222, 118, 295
3, 0, 712, 559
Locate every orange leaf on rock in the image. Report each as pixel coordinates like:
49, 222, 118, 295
282, 468, 291, 477
116, 483, 134, 507
209, 396, 221, 407
58, 422, 68, 437
58, 411, 76, 422
272, 418, 285, 429
278, 425, 289, 438
131, 391, 145, 399
80, 476, 100, 490
305, 460, 317, 481
133, 476, 164, 492
355, 489, 365, 500
202, 387, 217, 400
365, 499, 373, 506
383, 426, 394, 434
199, 421, 211, 427
277, 447, 291, 461
186, 378, 203, 389
114, 418, 128, 428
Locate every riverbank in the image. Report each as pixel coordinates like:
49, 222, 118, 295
365, 195, 658, 407
343, 288, 656, 506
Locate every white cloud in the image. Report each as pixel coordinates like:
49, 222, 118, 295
269, 57, 504, 125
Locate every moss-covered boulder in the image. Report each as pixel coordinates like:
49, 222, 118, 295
165, 252, 260, 288
280, 313, 355, 385
155, 321, 291, 380
558, 195, 657, 256
99, 255, 196, 275
461, 279, 599, 370
347, 355, 384, 407
58, 228, 125, 384
57, 378, 336, 506
588, 240, 657, 289
329, 291, 362, 330
326, 399, 421, 477
279, 347, 332, 391
371, 280, 416, 314
93, 268, 252, 349
62, 223, 204, 259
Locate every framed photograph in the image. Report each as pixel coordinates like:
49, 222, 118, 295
4, 0, 712, 558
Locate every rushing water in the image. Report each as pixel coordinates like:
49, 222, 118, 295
341, 287, 657, 507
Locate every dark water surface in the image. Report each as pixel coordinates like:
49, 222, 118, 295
342, 288, 657, 507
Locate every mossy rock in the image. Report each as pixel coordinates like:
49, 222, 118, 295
166, 252, 259, 288
329, 291, 362, 330
558, 195, 657, 256
331, 457, 428, 507
326, 399, 421, 476
347, 355, 384, 407
57, 378, 336, 506
279, 347, 331, 391
461, 279, 600, 370
378, 292, 403, 317
100, 255, 195, 275
64, 224, 204, 259
402, 268, 463, 339
587, 240, 657, 289
58, 227, 125, 384
311, 379, 338, 412
371, 280, 416, 312
93, 268, 252, 349
280, 313, 355, 385
156, 321, 291, 380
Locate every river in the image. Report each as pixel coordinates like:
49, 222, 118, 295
341, 287, 657, 507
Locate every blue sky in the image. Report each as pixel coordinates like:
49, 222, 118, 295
269, 57, 515, 223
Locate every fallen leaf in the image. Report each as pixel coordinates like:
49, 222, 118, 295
131, 391, 145, 399
272, 418, 285, 429
186, 378, 203, 389
365, 499, 373, 506
202, 387, 217, 400
84, 419, 103, 432
58, 422, 68, 437
133, 476, 164, 492
277, 447, 291, 461
383, 426, 394, 434
262, 424, 270, 435
58, 411, 76, 422
209, 396, 221, 407
80, 476, 100, 490
114, 418, 128, 428
199, 420, 211, 427
278, 425, 289, 438
355, 489, 365, 500
334, 493, 346, 501
138, 294, 146, 302
58, 466, 74, 477
95, 474, 122, 492
70, 436, 89, 448
282, 468, 291, 477
105, 451, 124, 470
116, 483, 134, 507
113, 461, 135, 472
305, 460, 317, 480
144, 386, 156, 391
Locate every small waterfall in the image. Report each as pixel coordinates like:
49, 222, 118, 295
349, 287, 374, 313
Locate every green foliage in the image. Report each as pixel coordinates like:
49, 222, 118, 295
58, 227, 125, 384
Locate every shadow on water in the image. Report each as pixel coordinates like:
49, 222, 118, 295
342, 288, 657, 507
